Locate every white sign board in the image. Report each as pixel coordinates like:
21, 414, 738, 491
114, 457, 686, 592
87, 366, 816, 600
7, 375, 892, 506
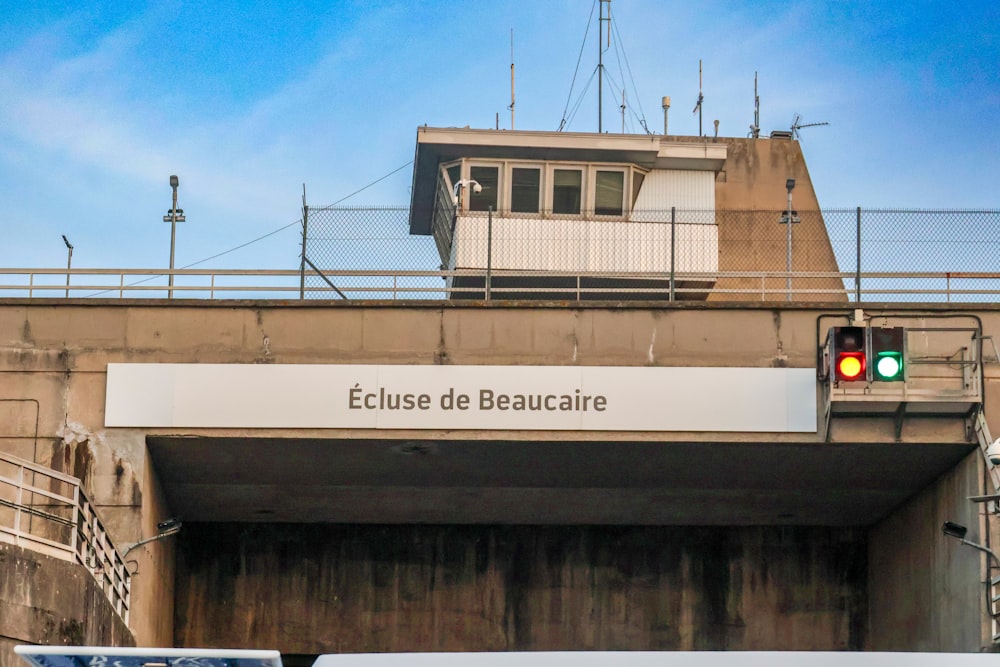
104, 364, 816, 432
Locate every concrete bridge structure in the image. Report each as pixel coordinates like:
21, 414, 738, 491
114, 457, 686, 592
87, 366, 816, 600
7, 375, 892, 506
1, 298, 999, 664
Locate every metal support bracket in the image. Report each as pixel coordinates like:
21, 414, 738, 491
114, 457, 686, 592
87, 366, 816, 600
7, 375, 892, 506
893, 402, 907, 442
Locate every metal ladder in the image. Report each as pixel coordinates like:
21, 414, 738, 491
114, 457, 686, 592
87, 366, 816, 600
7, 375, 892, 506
971, 409, 1000, 641
973, 409, 1000, 493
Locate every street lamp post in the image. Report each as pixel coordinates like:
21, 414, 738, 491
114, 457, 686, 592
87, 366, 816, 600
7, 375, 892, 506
61, 235, 73, 298
942, 521, 1000, 621
163, 175, 186, 298
783, 179, 796, 301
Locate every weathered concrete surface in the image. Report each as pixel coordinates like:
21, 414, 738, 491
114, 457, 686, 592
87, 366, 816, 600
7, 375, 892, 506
0, 544, 133, 667
711, 137, 844, 302
868, 451, 988, 652
1, 300, 997, 651
174, 524, 866, 654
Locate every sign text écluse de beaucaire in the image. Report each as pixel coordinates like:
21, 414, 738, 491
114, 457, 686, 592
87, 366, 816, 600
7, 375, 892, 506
348, 385, 608, 413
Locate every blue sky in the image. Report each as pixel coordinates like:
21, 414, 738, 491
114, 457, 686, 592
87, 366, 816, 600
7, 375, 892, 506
2, 1, 998, 272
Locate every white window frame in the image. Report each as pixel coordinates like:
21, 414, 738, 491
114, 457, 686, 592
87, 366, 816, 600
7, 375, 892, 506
590, 166, 630, 218
439, 159, 641, 218
505, 162, 545, 215
440, 160, 464, 210
466, 161, 502, 213
545, 163, 588, 218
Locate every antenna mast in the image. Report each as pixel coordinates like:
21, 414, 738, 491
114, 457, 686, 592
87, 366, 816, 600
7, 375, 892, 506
509, 29, 515, 130
790, 113, 830, 139
750, 71, 760, 138
692, 59, 704, 137
621, 90, 626, 133
597, 0, 610, 132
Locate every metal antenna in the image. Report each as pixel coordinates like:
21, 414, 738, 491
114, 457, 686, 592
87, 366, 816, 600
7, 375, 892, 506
791, 113, 829, 140
621, 89, 626, 133
749, 71, 761, 139
509, 29, 515, 130
692, 59, 704, 136
598, 0, 610, 132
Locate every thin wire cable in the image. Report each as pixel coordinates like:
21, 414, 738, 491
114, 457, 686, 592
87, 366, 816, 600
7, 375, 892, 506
558, 0, 598, 131
328, 160, 413, 206
182, 220, 302, 268
610, 6, 649, 133
82, 161, 414, 297
81, 220, 303, 297
564, 68, 599, 130
185, 160, 412, 268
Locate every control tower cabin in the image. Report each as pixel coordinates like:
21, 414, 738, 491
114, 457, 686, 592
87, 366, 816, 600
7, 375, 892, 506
409, 127, 844, 301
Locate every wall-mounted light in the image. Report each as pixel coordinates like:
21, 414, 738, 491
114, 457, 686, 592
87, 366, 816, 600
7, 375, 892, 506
122, 517, 183, 560
942, 520, 1000, 622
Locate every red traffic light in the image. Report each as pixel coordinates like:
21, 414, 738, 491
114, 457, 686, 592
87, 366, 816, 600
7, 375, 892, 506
829, 326, 868, 383
836, 351, 866, 381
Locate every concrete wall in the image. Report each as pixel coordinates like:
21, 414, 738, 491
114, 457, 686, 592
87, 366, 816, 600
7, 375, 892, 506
0, 304, 178, 648
174, 524, 866, 654
712, 137, 844, 301
867, 352, 1000, 652
868, 452, 985, 651
1, 300, 997, 652
0, 544, 133, 667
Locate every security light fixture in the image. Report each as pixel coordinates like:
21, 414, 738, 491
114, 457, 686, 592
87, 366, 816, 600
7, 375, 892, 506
122, 517, 183, 559
163, 175, 184, 297
782, 179, 797, 300
942, 521, 968, 540
452, 179, 483, 206
157, 517, 182, 533
61, 235, 74, 297
941, 520, 1000, 620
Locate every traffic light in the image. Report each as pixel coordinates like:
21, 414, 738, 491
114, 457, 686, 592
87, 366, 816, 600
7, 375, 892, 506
871, 327, 905, 382
830, 326, 867, 382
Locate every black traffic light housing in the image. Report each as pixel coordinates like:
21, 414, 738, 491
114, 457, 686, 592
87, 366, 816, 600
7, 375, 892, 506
870, 327, 906, 382
829, 326, 867, 382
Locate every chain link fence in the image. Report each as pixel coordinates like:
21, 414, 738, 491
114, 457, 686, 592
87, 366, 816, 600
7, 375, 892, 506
825, 208, 1000, 302
302, 206, 443, 299
252, 206, 1000, 302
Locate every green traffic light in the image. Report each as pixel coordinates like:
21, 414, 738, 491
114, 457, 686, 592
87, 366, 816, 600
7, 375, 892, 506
875, 352, 903, 380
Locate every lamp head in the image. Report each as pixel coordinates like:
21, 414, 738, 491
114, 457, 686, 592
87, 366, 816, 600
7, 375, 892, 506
157, 517, 182, 534
785, 178, 796, 193
942, 521, 968, 540
169, 175, 179, 188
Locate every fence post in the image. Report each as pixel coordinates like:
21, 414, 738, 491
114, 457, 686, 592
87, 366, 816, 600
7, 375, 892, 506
486, 207, 493, 301
855, 206, 861, 302
299, 185, 309, 300
669, 206, 676, 301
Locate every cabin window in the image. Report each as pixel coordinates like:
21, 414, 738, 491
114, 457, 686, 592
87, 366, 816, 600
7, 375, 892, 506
552, 169, 582, 214
631, 170, 645, 207
595, 170, 625, 216
469, 166, 499, 211
439, 159, 640, 216
445, 164, 462, 193
511, 167, 541, 213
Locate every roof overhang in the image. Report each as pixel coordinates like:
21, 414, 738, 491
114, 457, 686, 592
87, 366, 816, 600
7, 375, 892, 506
408, 127, 727, 235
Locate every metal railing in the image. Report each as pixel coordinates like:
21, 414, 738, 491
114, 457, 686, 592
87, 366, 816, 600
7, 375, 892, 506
5, 206, 1000, 303
5, 267, 1000, 302
0, 451, 130, 623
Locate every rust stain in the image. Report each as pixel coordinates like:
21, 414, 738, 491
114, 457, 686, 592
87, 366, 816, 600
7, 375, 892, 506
174, 525, 866, 654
